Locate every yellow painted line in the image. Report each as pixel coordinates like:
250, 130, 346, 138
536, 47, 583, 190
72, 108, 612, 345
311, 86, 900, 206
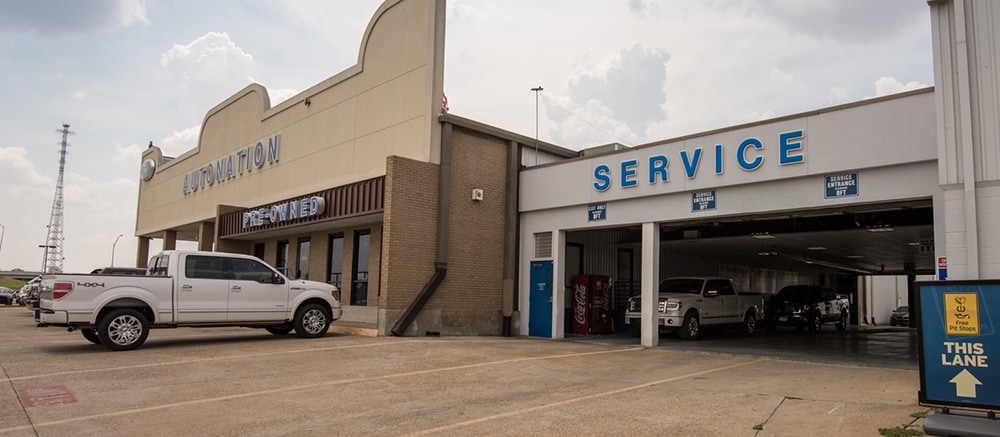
0, 346, 639, 433
403, 358, 770, 437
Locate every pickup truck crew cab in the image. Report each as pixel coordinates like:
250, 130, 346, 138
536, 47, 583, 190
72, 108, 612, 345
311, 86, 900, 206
763, 285, 850, 332
37, 250, 342, 351
625, 277, 764, 340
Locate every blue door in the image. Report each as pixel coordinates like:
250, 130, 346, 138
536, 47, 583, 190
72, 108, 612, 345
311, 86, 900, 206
529, 260, 553, 337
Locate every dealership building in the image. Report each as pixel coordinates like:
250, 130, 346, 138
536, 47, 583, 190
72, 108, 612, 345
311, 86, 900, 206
134, 0, 1000, 343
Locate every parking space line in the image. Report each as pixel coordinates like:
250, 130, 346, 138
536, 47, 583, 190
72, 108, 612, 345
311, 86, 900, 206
402, 358, 769, 437
0, 346, 640, 433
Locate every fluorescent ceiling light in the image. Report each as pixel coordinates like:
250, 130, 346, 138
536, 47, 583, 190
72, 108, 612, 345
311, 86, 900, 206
751, 232, 775, 239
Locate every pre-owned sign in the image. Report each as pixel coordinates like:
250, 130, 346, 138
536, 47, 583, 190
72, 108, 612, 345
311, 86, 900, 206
916, 281, 999, 412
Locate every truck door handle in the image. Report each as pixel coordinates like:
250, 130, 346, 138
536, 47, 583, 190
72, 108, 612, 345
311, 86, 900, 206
180, 284, 192, 291
230, 286, 242, 292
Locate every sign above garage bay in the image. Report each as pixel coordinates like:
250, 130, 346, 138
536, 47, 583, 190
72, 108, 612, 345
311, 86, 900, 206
592, 130, 804, 192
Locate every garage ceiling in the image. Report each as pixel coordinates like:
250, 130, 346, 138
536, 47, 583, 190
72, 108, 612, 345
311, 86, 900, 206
638, 202, 935, 276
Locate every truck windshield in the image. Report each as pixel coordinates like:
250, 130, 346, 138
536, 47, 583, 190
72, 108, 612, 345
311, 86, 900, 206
659, 279, 704, 294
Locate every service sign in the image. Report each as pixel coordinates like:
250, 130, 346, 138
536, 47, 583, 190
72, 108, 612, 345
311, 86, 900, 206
588, 203, 607, 222
916, 281, 999, 412
691, 190, 716, 212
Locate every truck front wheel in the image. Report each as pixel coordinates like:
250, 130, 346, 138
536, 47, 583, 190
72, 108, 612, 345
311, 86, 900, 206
679, 312, 700, 340
835, 311, 849, 331
809, 311, 823, 332
97, 308, 149, 351
294, 303, 331, 338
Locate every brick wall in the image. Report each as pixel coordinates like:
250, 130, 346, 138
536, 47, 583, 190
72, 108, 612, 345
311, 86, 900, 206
380, 127, 510, 335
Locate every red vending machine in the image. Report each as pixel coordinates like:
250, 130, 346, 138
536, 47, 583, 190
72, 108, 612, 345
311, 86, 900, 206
571, 275, 613, 334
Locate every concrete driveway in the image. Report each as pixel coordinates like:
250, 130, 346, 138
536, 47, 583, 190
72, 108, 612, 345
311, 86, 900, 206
1, 306, 926, 436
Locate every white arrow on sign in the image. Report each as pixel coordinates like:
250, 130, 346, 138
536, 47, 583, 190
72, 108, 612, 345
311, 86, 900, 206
949, 369, 983, 398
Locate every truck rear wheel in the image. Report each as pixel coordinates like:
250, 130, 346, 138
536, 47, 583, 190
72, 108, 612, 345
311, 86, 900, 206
97, 308, 149, 351
742, 311, 757, 336
294, 303, 331, 338
80, 328, 101, 345
679, 312, 700, 340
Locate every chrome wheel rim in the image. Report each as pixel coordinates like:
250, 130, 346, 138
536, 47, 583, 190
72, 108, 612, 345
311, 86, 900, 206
302, 309, 327, 334
108, 315, 142, 346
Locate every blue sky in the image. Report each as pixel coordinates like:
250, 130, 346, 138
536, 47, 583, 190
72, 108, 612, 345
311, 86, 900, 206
0, 0, 932, 273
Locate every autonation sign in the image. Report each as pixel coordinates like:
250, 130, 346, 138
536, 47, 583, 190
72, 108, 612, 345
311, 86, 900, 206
183, 134, 280, 195
243, 196, 326, 229
592, 130, 805, 191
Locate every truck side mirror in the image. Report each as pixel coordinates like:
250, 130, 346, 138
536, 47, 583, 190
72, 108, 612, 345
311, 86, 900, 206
272, 273, 285, 285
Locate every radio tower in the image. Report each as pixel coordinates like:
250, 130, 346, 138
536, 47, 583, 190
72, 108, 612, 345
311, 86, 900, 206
42, 123, 72, 273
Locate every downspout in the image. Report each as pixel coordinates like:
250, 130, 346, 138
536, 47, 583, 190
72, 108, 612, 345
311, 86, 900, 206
502, 140, 521, 337
391, 122, 452, 336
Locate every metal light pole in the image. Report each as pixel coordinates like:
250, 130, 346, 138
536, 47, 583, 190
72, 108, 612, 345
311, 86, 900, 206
111, 234, 123, 267
0, 223, 5, 255
39, 244, 56, 273
531, 86, 543, 166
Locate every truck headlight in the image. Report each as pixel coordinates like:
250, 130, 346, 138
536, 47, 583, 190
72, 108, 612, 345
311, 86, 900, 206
665, 301, 681, 311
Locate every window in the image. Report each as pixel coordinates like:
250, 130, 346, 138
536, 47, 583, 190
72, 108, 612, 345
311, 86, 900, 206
148, 255, 170, 276
253, 243, 265, 260
297, 238, 311, 280
231, 258, 276, 283
276, 241, 289, 276
185, 255, 227, 279
351, 230, 370, 306
706, 279, 735, 296
328, 234, 344, 289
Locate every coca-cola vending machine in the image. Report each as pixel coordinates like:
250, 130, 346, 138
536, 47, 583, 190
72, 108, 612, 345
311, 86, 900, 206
571, 275, 613, 334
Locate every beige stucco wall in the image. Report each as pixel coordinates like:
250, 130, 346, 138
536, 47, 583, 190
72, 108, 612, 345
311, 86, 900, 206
135, 0, 445, 239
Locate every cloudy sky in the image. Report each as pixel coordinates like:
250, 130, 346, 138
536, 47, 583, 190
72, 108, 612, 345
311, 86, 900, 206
0, 0, 932, 273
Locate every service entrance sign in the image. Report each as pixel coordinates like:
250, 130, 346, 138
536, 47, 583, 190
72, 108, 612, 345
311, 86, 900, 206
916, 281, 999, 412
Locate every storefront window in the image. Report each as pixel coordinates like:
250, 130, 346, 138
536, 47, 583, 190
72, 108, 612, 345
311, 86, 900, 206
297, 238, 311, 279
352, 230, 370, 306
276, 240, 289, 276
328, 234, 344, 290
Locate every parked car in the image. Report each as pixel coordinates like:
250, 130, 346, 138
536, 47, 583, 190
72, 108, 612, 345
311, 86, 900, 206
764, 285, 850, 332
23, 278, 41, 309
0, 287, 14, 305
889, 306, 910, 327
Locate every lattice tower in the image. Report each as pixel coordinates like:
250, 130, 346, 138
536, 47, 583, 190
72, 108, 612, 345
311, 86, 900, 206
42, 123, 72, 273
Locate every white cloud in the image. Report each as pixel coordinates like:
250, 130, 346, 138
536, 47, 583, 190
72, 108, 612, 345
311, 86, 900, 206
873, 76, 929, 97
158, 125, 201, 157
267, 87, 299, 106
160, 32, 255, 84
627, 0, 661, 18
565, 42, 670, 140
114, 142, 144, 167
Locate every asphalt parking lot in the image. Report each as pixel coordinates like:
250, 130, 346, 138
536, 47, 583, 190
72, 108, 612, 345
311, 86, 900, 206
1, 306, 927, 436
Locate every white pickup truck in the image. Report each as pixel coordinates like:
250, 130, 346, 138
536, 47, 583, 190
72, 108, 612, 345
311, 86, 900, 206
624, 277, 764, 340
36, 250, 342, 351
